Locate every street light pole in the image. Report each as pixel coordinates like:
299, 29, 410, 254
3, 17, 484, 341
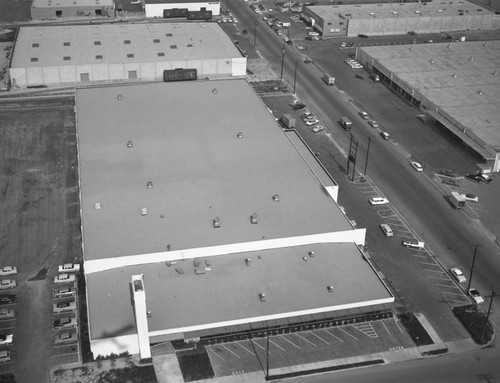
364, 136, 371, 175
253, 21, 258, 47
226, 0, 229, 14
280, 43, 286, 79
466, 244, 480, 293
293, 61, 299, 94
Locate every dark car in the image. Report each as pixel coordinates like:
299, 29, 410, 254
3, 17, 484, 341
465, 173, 481, 183
305, 36, 313, 41
479, 174, 492, 184
358, 34, 368, 38
292, 103, 306, 111
439, 169, 458, 178
0, 295, 15, 305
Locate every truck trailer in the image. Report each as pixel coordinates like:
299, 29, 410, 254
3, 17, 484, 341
449, 191, 466, 209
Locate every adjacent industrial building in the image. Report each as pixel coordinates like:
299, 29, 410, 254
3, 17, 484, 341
9, 22, 244, 88
31, 0, 114, 20
356, 41, 500, 172
76, 79, 394, 357
144, 0, 220, 18
303, 0, 497, 37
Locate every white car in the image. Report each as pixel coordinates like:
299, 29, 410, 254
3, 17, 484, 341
469, 288, 484, 304
380, 132, 390, 140
305, 119, 320, 126
0, 308, 15, 320
450, 268, 467, 284
308, 31, 319, 36
312, 125, 324, 133
53, 286, 76, 298
340, 42, 347, 48
0, 280, 16, 290
54, 274, 76, 284
411, 161, 424, 172
0, 267, 17, 277
0, 334, 13, 346
54, 316, 77, 329
369, 197, 389, 206
359, 111, 370, 120
58, 263, 80, 273
55, 332, 77, 345
368, 120, 379, 128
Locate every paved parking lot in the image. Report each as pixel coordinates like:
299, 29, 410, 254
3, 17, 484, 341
207, 317, 414, 377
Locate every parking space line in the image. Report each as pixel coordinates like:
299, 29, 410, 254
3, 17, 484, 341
423, 268, 446, 273
308, 331, 329, 344
442, 290, 466, 297
279, 335, 301, 349
236, 342, 255, 356
418, 261, 439, 266
222, 344, 241, 358
428, 275, 450, 280
294, 333, 317, 347
381, 320, 391, 336
269, 339, 286, 351
251, 339, 266, 351
435, 283, 458, 288
412, 253, 430, 258
322, 328, 344, 342
209, 348, 226, 361
395, 319, 405, 334
338, 327, 358, 340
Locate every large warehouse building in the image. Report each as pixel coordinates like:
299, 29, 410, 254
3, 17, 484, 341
144, 0, 220, 18
9, 22, 244, 88
31, 0, 114, 20
76, 79, 394, 357
303, 0, 497, 37
356, 41, 500, 172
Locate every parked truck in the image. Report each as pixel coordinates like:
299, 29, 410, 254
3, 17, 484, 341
322, 75, 335, 86
281, 114, 296, 129
449, 191, 466, 209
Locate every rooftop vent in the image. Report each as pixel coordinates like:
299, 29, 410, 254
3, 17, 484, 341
477, 89, 482, 95
117, 94, 123, 100
451, 73, 456, 78
250, 213, 258, 224
213, 217, 220, 228
237, 132, 243, 138
469, 56, 474, 61
127, 140, 133, 148
141, 208, 148, 216
146, 181, 153, 189
175, 267, 184, 275
483, 42, 488, 47
409, 46, 414, 51
147, 311, 152, 318
392, 11, 398, 14
327, 285, 334, 293
212, 88, 217, 94
95, 202, 101, 210
437, 9, 443, 12
414, 10, 421, 13
429, 58, 434, 64
308, 251, 315, 257
302, 256, 308, 261
259, 293, 266, 302
272, 194, 280, 202
369, 12, 375, 16
447, 44, 452, 48
245, 258, 251, 266
493, 71, 498, 76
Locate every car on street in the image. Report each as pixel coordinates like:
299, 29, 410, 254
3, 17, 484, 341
369, 197, 389, 205
0, 334, 13, 346
54, 316, 77, 329
312, 125, 324, 133
465, 173, 481, 183
54, 274, 76, 284
0, 280, 16, 290
53, 300, 76, 313
450, 268, 467, 284
479, 174, 492, 184
53, 286, 76, 298
359, 111, 369, 120
0, 267, 17, 277
0, 309, 15, 320
464, 193, 478, 203
305, 119, 320, 126
55, 332, 77, 345
469, 288, 484, 304
368, 120, 379, 128
411, 161, 424, 172
0, 295, 15, 305
58, 263, 80, 273
380, 131, 390, 140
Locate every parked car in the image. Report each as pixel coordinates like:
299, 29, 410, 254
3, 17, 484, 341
469, 288, 484, 304
0, 267, 17, 277
308, 31, 319, 36
358, 34, 368, 38
464, 193, 478, 203
369, 197, 389, 206
340, 42, 346, 48
53, 300, 76, 313
359, 111, 369, 120
402, 240, 425, 250
54, 274, 76, 284
312, 125, 324, 133
55, 332, 77, 345
479, 174, 492, 184
465, 173, 481, 183
0, 350, 11, 364
292, 103, 306, 111
411, 161, 424, 172
0, 309, 15, 320
54, 316, 77, 329
380, 132, 390, 140
305, 119, 319, 126
0, 295, 15, 305
379, 224, 393, 237
53, 286, 76, 298
0, 334, 13, 346
58, 263, 80, 273
368, 120, 379, 128
0, 280, 16, 290
450, 268, 467, 284
439, 169, 458, 178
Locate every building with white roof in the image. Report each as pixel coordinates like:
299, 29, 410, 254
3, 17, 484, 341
144, 0, 220, 18
303, 0, 496, 37
31, 0, 114, 20
9, 23, 245, 88
357, 40, 500, 172
76, 79, 394, 357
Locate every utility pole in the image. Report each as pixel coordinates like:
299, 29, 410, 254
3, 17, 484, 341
480, 289, 497, 344
466, 244, 480, 293
280, 43, 286, 79
364, 136, 371, 175
293, 61, 300, 94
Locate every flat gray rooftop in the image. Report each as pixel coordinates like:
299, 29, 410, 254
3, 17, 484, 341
86, 242, 393, 339
31, 0, 112, 9
11, 23, 240, 67
362, 41, 500, 152
76, 79, 353, 262
308, 0, 492, 20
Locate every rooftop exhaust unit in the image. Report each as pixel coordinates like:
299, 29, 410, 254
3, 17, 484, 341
127, 141, 133, 148
213, 216, 220, 228
477, 89, 483, 95
237, 132, 243, 139
250, 213, 258, 224
308, 251, 315, 257
272, 194, 280, 202
327, 285, 334, 293
212, 88, 217, 94
117, 94, 123, 100
245, 258, 251, 266
95, 202, 101, 210
259, 293, 266, 302
302, 256, 308, 261
452, 73, 457, 78
147, 181, 153, 189
141, 208, 148, 216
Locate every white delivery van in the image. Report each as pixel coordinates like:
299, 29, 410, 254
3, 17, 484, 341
379, 224, 393, 237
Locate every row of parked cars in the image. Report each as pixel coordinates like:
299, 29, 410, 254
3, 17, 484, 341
0, 266, 17, 364
53, 264, 80, 345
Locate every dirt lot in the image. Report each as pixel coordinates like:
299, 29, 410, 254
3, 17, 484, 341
0, 0, 32, 22
0, 96, 81, 383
